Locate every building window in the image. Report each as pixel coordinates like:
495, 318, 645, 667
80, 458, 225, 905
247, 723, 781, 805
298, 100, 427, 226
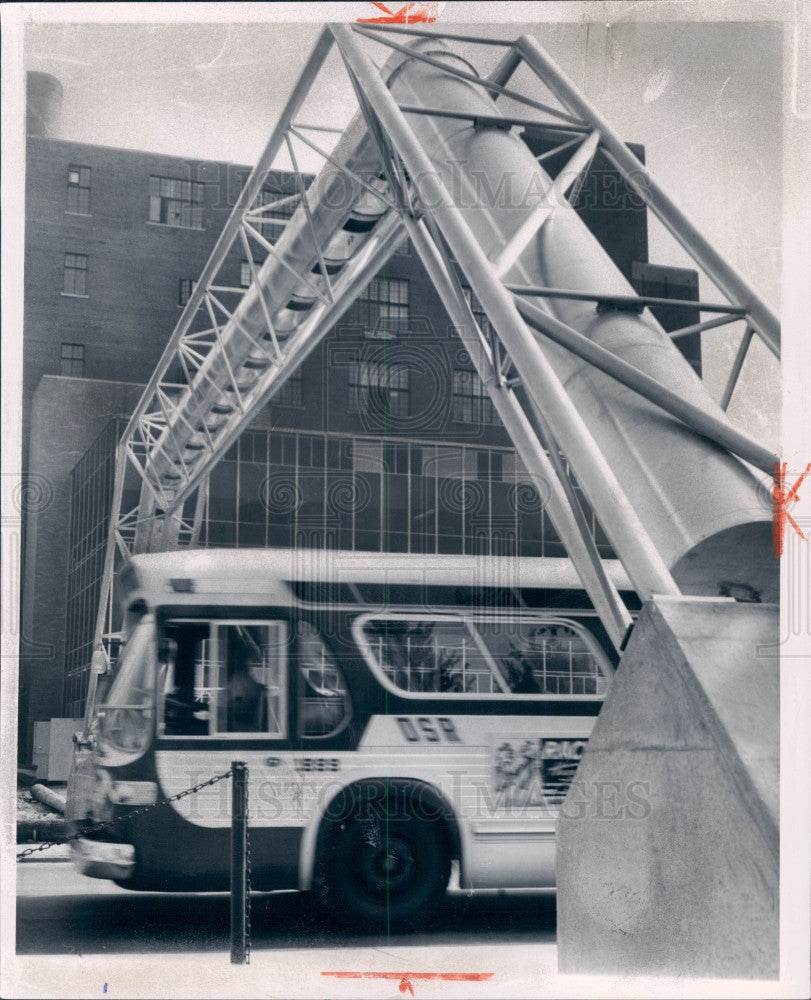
148, 175, 204, 229
452, 369, 498, 425
60, 342, 84, 377
356, 278, 409, 339
349, 361, 410, 417
275, 372, 303, 408
461, 286, 493, 337
63, 253, 88, 296
256, 187, 296, 216
66, 165, 90, 214
178, 278, 197, 307
240, 260, 259, 288
252, 186, 295, 243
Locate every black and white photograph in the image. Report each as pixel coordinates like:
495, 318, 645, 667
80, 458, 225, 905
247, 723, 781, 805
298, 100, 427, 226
2, 2, 809, 997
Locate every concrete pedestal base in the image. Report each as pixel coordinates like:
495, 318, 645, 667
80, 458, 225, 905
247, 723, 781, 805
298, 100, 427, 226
557, 596, 778, 979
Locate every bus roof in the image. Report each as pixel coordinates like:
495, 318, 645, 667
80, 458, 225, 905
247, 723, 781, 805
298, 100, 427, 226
123, 548, 632, 606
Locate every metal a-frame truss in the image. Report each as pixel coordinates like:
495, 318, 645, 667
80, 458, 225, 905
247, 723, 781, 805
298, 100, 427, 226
85, 22, 780, 719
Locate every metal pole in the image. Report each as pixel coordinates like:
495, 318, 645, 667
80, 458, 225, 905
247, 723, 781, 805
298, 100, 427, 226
357, 25, 517, 47
83, 442, 130, 732
504, 284, 747, 317
720, 325, 755, 411
230, 761, 249, 965
189, 476, 209, 548
331, 23, 679, 602
396, 104, 589, 135
485, 46, 523, 94
514, 296, 775, 475
667, 313, 742, 341
514, 34, 780, 357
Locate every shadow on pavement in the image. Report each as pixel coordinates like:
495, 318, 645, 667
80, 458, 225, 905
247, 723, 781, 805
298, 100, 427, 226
17, 889, 556, 954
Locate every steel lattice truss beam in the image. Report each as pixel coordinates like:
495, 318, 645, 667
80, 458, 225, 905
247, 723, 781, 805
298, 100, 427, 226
86, 23, 780, 711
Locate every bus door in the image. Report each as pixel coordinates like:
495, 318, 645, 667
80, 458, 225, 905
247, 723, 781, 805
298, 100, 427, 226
156, 614, 354, 834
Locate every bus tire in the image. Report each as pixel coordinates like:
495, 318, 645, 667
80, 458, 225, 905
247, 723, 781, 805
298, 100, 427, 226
320, 807, 451, 929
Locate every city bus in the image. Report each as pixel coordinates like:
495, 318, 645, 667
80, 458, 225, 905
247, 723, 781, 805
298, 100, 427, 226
66, 548, 635, 927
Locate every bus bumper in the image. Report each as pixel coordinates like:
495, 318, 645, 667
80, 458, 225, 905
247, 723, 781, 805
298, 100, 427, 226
71, 838, 136, 881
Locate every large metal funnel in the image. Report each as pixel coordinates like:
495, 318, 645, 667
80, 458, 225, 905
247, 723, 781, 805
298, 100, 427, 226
382, 38, 775, 603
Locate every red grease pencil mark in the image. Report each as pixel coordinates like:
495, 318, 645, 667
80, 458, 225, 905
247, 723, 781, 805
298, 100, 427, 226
773, 461, 811, 557
358, 2, 442, 24
322, 971, 493, 996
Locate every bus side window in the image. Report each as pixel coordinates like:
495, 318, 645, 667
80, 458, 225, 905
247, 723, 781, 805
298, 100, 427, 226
297, 622, 351, 738
361, 617, 502, 694
475, 619, 610, 696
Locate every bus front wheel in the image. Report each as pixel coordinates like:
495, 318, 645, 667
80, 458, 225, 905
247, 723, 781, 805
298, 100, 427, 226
321, 810, 451, 929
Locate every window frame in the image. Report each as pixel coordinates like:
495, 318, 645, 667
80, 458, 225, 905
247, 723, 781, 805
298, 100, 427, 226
178, 278, 197, 307
356, 277, 410, 340
60, 342, 85, 377
461, 286, 493, 336
157, 617, 289, 739
148, 174, 205, 230
66, 165, 91, 215
251, 188, 295, 242
452, 368, 499, 426
352, 611, 612, 701
239, 259, 255, 288
348, 360, 410, 418
62, 252, 88, 297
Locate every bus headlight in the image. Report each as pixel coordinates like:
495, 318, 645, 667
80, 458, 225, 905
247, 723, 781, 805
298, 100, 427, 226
98, 706, 154, 755
89, 768, 115, 824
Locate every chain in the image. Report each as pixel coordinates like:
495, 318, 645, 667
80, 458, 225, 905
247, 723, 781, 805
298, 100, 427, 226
16, 769, 233, 861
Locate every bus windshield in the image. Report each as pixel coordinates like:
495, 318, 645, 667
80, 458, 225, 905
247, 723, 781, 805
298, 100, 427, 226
98, 612, 156, 754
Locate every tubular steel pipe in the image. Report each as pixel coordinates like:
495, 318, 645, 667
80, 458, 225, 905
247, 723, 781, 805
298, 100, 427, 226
720, 325, 755, 411
358, 24, 517, 47
514, 296, 775, 475
395, 104, 589, 135
514, 33, 780, 357
505, 284, 747, 317
667, 313, 742, 341
332, 23, 680, 602
85, 442, 129, 727
485, 46, 524, 95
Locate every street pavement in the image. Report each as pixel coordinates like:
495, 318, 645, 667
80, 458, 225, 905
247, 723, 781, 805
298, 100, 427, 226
11, 853, 560, 998
11, 856, 776, 999
16, 855, 557, 955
